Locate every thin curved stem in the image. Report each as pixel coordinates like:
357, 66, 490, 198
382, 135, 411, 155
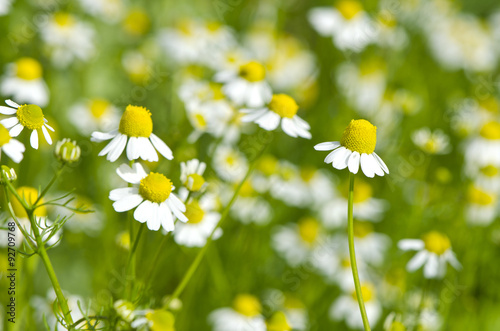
347, 172, 371, 331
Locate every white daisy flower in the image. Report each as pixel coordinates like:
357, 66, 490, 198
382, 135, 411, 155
212, 145, 248, 183
173, 198, 222, 247
40, 12, 95, 67
465, 186, 498, 226
78, 0, 124, 22
0, 99, 54, 149
464, 120, 500, 168
269, 161, 313, 208
215, 60, 272, 108
329, 283, 382, 329
231, 180, 272, 225
466, 164, 500, 194
308, 0, 377, 52
1, 57, 49, 106
91, 105, 173, 162
314, 119, 389, 178
68, 98, 120, 135
241, 93, 311, 139
109, 163, 187, 231
412, 128, 451, 154
398, 231, 461, 279
0, 123, 25, 163
209, 294, 266, 331
180, 158, 207, 192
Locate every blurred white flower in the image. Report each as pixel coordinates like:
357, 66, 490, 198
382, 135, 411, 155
209, 294, 266, 331
412, 128, 451, 154
213, 145, 248, 183
0, 123, 24, 163
68, 98, 120, 135
180, 158, 207, 192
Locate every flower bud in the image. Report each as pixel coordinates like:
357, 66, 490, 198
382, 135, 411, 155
55, 138, 81, 163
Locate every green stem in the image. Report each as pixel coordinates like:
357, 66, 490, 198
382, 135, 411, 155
33, 164, 65, 206
347, 172, 371, 331
3, 185, 37, 251
164, 140, 269, 307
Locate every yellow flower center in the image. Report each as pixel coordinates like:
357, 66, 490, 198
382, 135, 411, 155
17, 104, 45, 130
193, 113, 207, 129
139, 173, 172, 203
351, 283, 374, 302
268, 94, 299, 118
238, 180, 256, 198
123, 9, 150, 36
389, 321, 406, 331
341, 258, 351, 268
300, 166, 316, 182
185, 173, 205, 192
233, 294, 261, 317
15, 58, 42, 80
298, 217, 320, 244
478, 96, 499, 113
267, 311, 292, 331
145, 310, 175, 331
54, 12, 75, 27
423, 138, 440, 154
480, 165, 498, 177
422, 231, 451, 255
336, 0, 364, 20
238, 61, 266, 82
117, 231, 130, 250
206, 21, 221, 32
353, 221, 373, 238
340, 119, 377, 154
90, 99, 110, 118
257, 155, 278, 176
0, 124, 12, 146
479, 121, 500, 140
467, 186, 494, 206
209, 82, 225, 100
118, 105, 153, 137
11, 186, 47, 218
184, 200, 205, 224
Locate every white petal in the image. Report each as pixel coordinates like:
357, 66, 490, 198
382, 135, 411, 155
167, 197, 188, 222
255, 111, 281, 131
30, 130, 39, 149
5, 100, 19, 108
291, 116, 311, 139
398, 239, 424, 251
360, 153, 375, 178
1, 117, 19, 128
281, 118, 298, 138
91, 130, 117, 142
146, 203, 161, 231
368, 154, 384, 176
168, 193, 186, 212
9, 124, 24, 137
240, 108, 268, 122
2, 143, 23, 163
314, 141, 340, 151
109, 187, 138, 201
126, 137, 141, 160
42, 125, 52, 145
107, 135, 127, 162
445, 250, 462, 270
330, 147, 351, 170
150, 133, 173, 160
98, 134, 122, 157
44, 122, 55, 132
112, 194, 143, 212
116, 163, 144, 184
0, 107, 18, 115
139, 138, 158, 162
406, 250, 429, 272
134, 200, 153, 224
372, 152, 389, 174
160, 202, 175, 232
424, 254, 440, 278
347, 151, 360, 174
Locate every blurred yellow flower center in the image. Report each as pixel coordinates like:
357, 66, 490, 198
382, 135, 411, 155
389, 321, 406, 331
341, 258, 351, 268
233, 294, 261, 317
479, 121, 500, 140
206, 21, 221, 32
267, 311, 292, 331
268, 94, 299, 118
185, 200, 205, 224
145, 310, 175, 331
90, 99, 110, 118
257, 155, 278, 176
17, 104, 45, 130
209, 82, 225, 100
378, 12, 397, 28
239, 180, 256, 197
467, 186, 494, 206
298, 217, 320, 244
186, 173, 205, 191
11, 186, 47, 218
351, 284, 374, 302
340, 119, 377, 154
478, 96, 499, 113
353, 180, 373, 203
15, 58, 42, 80
119, 105, 153, 137
300, 166, 316, 182
353, 221, 373, 238
423, 138, 439, 154
239, 61, 266, 82
124, 9, 150, 35
139, 173, 172, 203
0, 124, 12, 146
225, 153, 237, 166
193, 113, 207, 129
336, 0, 363, 20
54, 12, 75, 27
480, 165, 498, 177
422, 231, 451, 255
117, 231, 130, 250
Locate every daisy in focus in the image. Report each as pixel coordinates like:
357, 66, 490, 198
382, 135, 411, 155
0, 99, 54, 149
215, 60, 272, 107
91, 105, 173, 162
241, 94, 311, 139
109, 163, 187, 231
209, 294, 266, 331
398, 231, 461, 279
412, 128, 451, 154
314, 119, 389, 178
0, 123, 25, 163
1, 57, 49, 106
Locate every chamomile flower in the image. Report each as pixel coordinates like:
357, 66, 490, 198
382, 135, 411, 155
68, 98, 119, 135
215, 60, 272, 108
130, 309, 175, 331
241, 94, 311, 139
213, 145, 248, 183
0, 123, 25, 163
209, 294, 266, 331
1, 57, 49, 106
0, 99, 54, 149
329, 283, 382, 329
91, 105, 173, 162
465, 186, 498, 226
314, 119, 389, 178
231, 180, 272, 225
173, 197, 222, 247
412, 128, 451, 154
398, 231, 461, 279
464, 121, 500, 168
109, 163, 187, 231
180, 159, 207, 192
